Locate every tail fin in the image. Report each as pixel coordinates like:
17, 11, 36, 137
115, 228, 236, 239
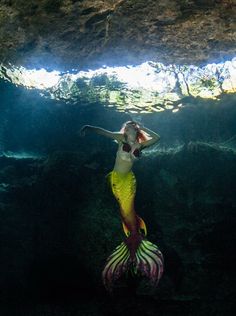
102, 238, 164, 291
136, 239, 164, 287
102, 242, 130, 291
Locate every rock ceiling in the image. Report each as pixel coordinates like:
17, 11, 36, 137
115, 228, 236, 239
0, 0, 235, 71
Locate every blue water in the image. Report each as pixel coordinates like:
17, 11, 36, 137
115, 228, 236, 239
0, 77, 236, 315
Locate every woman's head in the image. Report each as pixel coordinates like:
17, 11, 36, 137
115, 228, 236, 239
120, 121, 150, 143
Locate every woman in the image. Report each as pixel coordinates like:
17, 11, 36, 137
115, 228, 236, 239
80, 121, 164, 291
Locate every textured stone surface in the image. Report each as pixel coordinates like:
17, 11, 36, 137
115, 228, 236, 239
0, 0, 235, 70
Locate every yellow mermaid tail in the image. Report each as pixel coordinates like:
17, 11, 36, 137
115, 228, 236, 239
102, 170, 164, 291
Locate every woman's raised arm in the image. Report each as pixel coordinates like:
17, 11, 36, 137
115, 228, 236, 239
140, 126, 160, 148
80, 125, 123, 142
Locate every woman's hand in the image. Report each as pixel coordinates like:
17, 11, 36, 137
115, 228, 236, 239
80, 125, 91, 136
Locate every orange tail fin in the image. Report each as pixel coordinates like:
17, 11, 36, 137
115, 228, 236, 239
122, 216, 147, 237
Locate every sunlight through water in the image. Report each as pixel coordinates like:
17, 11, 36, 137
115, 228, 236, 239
0, 59, 236, 113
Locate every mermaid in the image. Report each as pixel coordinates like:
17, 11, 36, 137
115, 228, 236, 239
80, 121, 164, 291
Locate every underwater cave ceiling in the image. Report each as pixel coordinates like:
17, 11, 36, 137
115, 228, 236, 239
0, 0, 235, 70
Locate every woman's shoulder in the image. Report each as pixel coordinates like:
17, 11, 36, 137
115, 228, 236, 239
116, 134, 125, 143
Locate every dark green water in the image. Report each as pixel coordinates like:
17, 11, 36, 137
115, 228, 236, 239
0, 79, 236, 315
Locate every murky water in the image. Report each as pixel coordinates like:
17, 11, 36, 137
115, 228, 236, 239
0, 61, 236, 315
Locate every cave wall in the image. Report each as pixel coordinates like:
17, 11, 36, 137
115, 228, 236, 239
0, 0, 235, 70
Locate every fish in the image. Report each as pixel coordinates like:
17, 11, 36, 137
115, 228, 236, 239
102, 170, 164, 291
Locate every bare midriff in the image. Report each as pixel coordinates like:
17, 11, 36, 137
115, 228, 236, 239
113, 155, 133, 173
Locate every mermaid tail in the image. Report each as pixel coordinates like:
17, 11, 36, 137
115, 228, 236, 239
103, 170, 164, 291
102, 237, 164, 291
122, 215, 147, 237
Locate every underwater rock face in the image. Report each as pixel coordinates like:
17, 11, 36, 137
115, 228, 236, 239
0, 142, 236, 314
0, 0, 235, 70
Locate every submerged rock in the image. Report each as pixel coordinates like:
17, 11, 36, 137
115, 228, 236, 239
0, 144, 235, 314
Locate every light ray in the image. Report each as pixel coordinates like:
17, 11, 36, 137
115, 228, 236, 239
0, 58, 235, 113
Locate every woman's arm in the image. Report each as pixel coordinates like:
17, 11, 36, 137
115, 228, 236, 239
140, 126, 160, 148
80, 125, 123, 142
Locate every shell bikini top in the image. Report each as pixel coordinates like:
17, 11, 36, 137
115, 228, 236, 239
117, 141, 142, 162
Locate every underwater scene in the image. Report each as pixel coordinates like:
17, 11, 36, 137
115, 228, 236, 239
0, 58, 236, 316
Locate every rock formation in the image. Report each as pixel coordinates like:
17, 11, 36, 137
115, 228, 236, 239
0, 0, 235, 70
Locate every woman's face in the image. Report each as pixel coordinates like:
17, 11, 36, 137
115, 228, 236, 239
124, 125, 138, 142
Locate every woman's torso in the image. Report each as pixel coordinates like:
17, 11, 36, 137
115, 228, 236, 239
113, 139, 142, 174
